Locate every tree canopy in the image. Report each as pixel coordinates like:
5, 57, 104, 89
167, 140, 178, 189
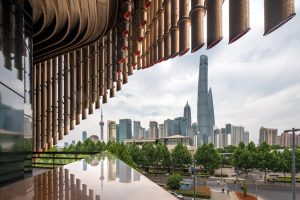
194, 143, 221, 174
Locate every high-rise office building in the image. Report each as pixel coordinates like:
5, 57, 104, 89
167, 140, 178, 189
259, 127, 278, 145
175, 117, 188, 136
133, 121, 141, 139
213, 128, 228, 148
158, 124, 166, 138
141, 128, 146, 139
119, 119, 132, 142
116, 124, 120, 142
82, 131, 87, 141
64, 142, 69, 148
107, 121, 117, 142
226, 124, 249, 146
164, 119, 176, 136
184, 101, 192, 127
197, 55, 215, 145
149, 121, 158, 139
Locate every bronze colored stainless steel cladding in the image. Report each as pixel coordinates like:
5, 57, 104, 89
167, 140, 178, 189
264, 0, 296, 36
190, 0, 206, 52
179, 0, 191, 56
170, 0, 179, 57
27, 0, 295, 150
163, 0, 172, 60
229, 0, 250, 44
206, 0, 224, 49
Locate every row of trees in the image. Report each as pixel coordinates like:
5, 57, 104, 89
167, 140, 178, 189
232, 141, 300, 181
52, 139, 300, 179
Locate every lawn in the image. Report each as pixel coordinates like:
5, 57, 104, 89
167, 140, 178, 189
175, 186, 211, 199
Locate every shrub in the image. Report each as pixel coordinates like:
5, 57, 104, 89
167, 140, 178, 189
215, 174, 228, 177
167, 174, 183, 189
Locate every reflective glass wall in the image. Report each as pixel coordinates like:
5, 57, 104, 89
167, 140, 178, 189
0, 0, 32, 185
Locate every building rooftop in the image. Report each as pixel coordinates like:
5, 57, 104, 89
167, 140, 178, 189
162, 135, 191, 139
0, 153, 176, 200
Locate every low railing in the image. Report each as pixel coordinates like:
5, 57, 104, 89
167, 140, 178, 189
32, 151, 100, 169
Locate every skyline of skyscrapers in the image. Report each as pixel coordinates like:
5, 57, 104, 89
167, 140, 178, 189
197, 55, 215, 146
214, 124, 250, 148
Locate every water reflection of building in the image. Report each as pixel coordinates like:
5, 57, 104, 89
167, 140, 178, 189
107, 158, 117, 181
117, 160, 131, 183
0, 167, 98, 200
133, 170, 141, 182
83, 160, 87, 171
100, 160, 104, 189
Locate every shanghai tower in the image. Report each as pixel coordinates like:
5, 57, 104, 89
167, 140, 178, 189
197, 55, 215, 146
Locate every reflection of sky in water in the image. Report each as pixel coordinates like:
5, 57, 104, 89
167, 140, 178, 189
63, 154, 176, 200
0, 153, 176, 200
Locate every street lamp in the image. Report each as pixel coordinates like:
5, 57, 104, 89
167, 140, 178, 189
284, 128, 300, 200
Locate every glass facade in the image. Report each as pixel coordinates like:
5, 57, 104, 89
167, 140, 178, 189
0, 0, 33, 185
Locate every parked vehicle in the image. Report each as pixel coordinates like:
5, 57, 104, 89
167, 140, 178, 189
170, 191, 184, 200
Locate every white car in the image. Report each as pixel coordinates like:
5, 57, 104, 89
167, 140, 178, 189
170, 191, 184, 200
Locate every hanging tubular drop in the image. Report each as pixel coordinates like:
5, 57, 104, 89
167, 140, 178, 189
206, 0, 224, 49
229, 0, 250, 44
264, 0, 296, 36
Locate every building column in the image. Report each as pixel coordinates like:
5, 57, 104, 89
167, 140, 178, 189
57, 55, 64, 140
70, 51, 76, 130
41, 61, 47, 151
52, 57, 58, 145
76, 49, 83, 125
47, 59, 53, 148
64, 53, 70, 135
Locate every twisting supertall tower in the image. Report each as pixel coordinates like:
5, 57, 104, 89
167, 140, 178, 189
99, 104, 104, 141
197, 55, 215, 146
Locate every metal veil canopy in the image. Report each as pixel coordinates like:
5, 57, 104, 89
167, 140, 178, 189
27, 0, 296, 151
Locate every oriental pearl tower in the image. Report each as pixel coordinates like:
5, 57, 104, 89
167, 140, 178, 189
99, 104, 104, 141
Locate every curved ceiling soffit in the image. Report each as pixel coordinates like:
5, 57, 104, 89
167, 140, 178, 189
30, 0, 118, 63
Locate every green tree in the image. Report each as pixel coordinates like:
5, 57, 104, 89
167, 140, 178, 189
232, 144, 257, 178
171, 143, 192, 168
278, 149, 292, 177
141, 143, 156, 168
128, 143, 143, 166
155, 142, 171, 168
167, 174, 183, 189
224, 145, 237, 153
257, 142, 274, 182
194, 143, 221, 174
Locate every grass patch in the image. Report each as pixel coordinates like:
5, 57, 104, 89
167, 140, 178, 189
267, 177, 300, 183
175, 186, 211, 199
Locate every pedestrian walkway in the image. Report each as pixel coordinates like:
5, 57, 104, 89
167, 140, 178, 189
210, 189, 233, 200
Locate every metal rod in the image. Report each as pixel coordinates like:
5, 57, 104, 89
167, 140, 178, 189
292, 128, 296, 200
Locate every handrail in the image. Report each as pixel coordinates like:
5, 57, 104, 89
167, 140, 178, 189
32, 151, 100, 169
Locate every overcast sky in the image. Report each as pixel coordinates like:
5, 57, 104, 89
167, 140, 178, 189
58, 1, 300, 146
